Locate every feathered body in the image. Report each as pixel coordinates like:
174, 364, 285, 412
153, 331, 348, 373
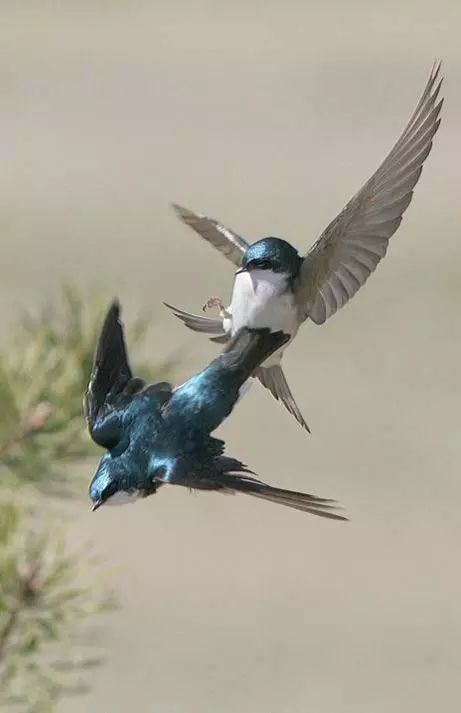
166, 64, 443, 433
85, 302, 345, 520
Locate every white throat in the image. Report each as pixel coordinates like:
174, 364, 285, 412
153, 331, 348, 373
248, 268, 290, 293
104, 490, 141, 507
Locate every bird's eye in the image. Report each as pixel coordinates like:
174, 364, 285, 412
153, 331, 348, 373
247, 258, 271, 271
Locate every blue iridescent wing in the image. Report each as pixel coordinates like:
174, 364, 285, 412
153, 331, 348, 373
165, 327, 289, 436
84, 301, 172, 448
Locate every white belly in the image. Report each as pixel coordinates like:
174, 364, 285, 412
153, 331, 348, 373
229, 269, 298, 366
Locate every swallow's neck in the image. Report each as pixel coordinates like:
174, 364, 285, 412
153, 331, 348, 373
103, 490, 141, 506
245, 268, 292, 295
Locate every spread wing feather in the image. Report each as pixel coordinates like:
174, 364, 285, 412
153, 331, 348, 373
171, 203, 249, 267
163, 301, 226, 335
298, 63, 443, 324
85, 301, 172, 448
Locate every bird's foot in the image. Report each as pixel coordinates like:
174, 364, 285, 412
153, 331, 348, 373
202, 296, 224, 313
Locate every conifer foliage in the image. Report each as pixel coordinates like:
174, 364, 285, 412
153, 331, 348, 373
0, 286, 170, 711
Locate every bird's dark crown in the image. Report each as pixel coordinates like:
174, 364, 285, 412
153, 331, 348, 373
89, 446, 153, 507
242, 238, 302, 276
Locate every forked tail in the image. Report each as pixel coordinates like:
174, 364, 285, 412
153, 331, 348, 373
215, 467, 347, 521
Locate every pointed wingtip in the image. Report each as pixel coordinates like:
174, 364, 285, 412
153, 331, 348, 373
431, 58, 443, 79
429, 59, 444, 93
171, 202, 205, 223
96, 300, 126, 362
105, 298, 122, 324
171, 202, 193, 220
162, 301, 181, 318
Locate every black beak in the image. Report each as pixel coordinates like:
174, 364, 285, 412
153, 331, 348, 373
91, 500, 103, 512
235, 267, 247, 275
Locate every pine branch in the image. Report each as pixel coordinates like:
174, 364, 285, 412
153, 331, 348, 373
0, 403, 52, 460
0, 285, 173, 712
0, 500, 112, 712
0, 562, 39, 661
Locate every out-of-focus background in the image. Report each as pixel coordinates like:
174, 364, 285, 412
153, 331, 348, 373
0, 2, 460, 711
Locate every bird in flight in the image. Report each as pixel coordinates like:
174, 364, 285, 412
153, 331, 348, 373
165, 63, 443, 433
85, 301, 345, 520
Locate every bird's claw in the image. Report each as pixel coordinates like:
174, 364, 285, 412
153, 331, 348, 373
202, 296, 224, 313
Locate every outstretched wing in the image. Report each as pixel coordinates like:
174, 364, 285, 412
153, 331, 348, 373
84, 301, 145, 448
163, 301, 227, 338
166, 327, 289, 436
298, 63, 443, 325
171, 203, 249, 267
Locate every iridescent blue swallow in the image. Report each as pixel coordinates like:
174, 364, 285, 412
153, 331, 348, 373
85, 301, 345, 520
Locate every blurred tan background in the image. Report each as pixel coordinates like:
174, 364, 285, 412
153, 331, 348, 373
1, 1, 460, 711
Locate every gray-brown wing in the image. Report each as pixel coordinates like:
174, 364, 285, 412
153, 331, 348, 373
171, 203, 249, 267
298, 63, 443, 325
163, 301, 228, 340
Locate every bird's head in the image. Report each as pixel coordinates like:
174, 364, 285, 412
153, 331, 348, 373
238, 238, 302, 278
89, 450, 152, 511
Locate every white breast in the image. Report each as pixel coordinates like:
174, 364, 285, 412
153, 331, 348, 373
229, 269, 298, 365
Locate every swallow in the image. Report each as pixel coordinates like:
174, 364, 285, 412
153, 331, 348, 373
84, 301, 346, 520
165, 63, 443, 433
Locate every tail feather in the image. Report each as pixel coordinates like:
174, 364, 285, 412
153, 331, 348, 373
215, 469, 347, 521
247, 491, 344, 520
256, 364, 310, 433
